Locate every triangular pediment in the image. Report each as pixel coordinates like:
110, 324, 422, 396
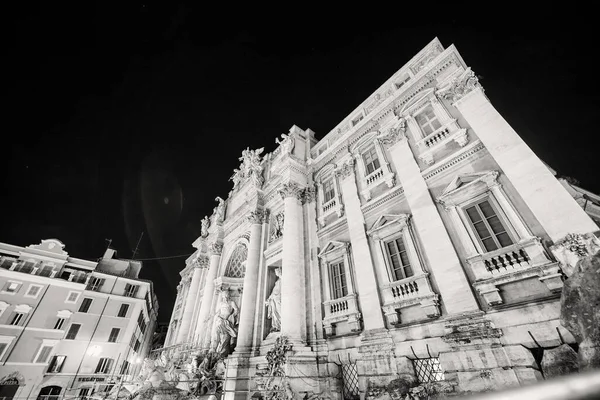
442, 171, 495, 196
368, 214, 409, 233
318, 241, 347, 259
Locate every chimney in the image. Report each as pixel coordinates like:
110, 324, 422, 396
103, 248, 116, 260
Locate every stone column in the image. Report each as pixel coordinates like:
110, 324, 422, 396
233, 210, 264, 354
279, 182, 307, 344
335, 159, 386, 331
176, 264, 204, 344
189, 257, 208, 343
381, 122, 480, 315
195, 242, 223, 348
440, 69, 597, 241
164, 283, 183, 347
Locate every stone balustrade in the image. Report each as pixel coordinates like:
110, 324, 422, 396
466, 237, 564, 306
380, 273, 440, 326
422, 126, 450, 148
366, 167, 385, 186
322, 293, 361, 336
322, 198, 338, 213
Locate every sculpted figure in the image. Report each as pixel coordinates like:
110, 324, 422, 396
275, 133, 295, 155
229, 168, 244, 190
269, 212, 284, 242
265, 267, 282, 332
213, 197, 226, 224
210, 290, 239, 357
201, 216, 211, 238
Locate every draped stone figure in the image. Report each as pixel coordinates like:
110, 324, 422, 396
265, 267, 282, 332
210, 290, 239, 357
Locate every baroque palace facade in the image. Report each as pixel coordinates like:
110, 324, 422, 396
160, 38, 600, 398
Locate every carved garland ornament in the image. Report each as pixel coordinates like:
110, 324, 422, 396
195, 255, 210, 268
436, 67, 483, 103
334, 159, 355, 179
378, 117, 407, 149
208, 242, 223, 256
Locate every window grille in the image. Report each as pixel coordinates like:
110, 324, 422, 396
414, 358, 445, 383
341, 363, 360, 400
224, 244, 248, 278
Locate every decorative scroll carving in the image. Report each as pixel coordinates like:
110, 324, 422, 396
247, 209, 265, 225
230, 147, 265, 190
269, 212, 284, 243
378, 118, 407, 149
213, 197, 226, 225
208, 242, 223, 256
302, 185, 317, 204
278, 182, 304, 201
437, 67, 483, 103
196, 255, 209, 268
410, 43, 444, 74
275, 133, 295, 155
201, 216, 211, 238
334, 159, 355, 179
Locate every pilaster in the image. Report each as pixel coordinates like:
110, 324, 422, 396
196, 241, 223, 349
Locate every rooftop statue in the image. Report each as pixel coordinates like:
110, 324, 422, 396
229, 147, 265, 190
275, 132, 295, 155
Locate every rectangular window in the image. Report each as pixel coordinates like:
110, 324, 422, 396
0, 343, 8, 360
86, 277, 105, 292
129, 335, 137, 350
79, 388, 91, 399
415, 105, 442, 136
39, 265, 54, 277
351, 114, 364, 126
48, 355, 66, 373
362, 147, 381, 175
120, 360, 131, 375
124, 284, 139, 298
35, 345, 53, 363
2, 281, 21, 294
54, 318, 66, 330
79, 298, 93, 313
19, 261, 35, 274
10, 312, 25, 326
108, 328, 120, 343
133, 339, 141, 353
95, 357, 113, 374
25, 284, 42, 298
385, 236, 414, 281
66, 291, 80, 303
465, 199, 513, 252
323, 179, 335, 203
117, 304, 129, 318
66, 323, 81, 340
137, 312, 147, 334
328, 261, 348, 299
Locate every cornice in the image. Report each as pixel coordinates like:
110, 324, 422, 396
422, 141, 485, 181
316, 215, 348, 240
361, 185, 405, 214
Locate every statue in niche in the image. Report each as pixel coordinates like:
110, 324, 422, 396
210, 290, 239, 357
213, 197, 226, 224
269, 212, 284, 243
265, 267, 282, 332
275, 133, 295, 155
201, 216, 211, 238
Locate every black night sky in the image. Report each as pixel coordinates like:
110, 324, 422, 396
4, 4, 598, 322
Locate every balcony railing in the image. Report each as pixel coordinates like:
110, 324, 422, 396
381, 273, 440, 325
365, 167, 385, 186
322, 293, 361, 335
467, 237, 563, 306
423, 126, 450, 148
322, 198, 338, 214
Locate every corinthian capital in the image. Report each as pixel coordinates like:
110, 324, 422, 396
279, 182, 304, 201
335, 159, 355, 179
196, 255, 209, 268
208, 242, 223, 256
437, 67, 483, 103
247, 209, 265, 224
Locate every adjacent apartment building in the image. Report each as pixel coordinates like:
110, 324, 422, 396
0, 239, 158, 400
160, 37, 600, 398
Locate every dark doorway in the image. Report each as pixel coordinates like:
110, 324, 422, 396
0, 378, 19, 400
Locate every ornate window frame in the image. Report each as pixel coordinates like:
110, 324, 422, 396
367, 214, 440, 326
317, 241, 361, 336
438, 170, 562, 306
350, 131, 395, 201
315, 164, 344, 227
400, 88, 468, 165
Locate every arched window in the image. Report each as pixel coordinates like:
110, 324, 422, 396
0, 378, 19, 400
224, 244, 247, 278
37, 386, 62, 400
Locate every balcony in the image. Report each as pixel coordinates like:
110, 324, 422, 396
416, 120, 468, 165
359, 167, 396, 202
318, 197, 344, 227
380, 273, 440, 326
322, 293, 361, 336
466, 237, 563, 306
